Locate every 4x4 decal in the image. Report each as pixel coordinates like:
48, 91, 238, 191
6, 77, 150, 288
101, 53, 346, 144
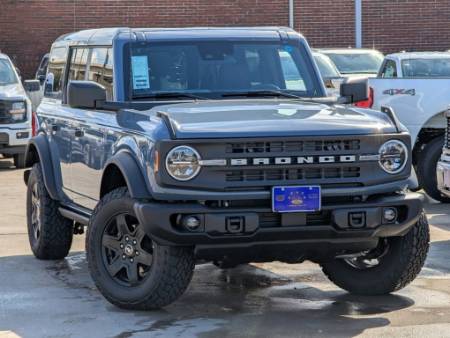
383, 88, 416, 96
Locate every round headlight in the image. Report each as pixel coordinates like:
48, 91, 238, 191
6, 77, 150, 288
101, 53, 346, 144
378, 140, 408, 174
165, 146, 201, 181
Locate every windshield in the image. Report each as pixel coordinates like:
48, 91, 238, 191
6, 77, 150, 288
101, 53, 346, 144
325, 51, 383, 74
128, 41, 323, 99
0, 59, 18, 85
402, 58, 450, 77
313, 53, 341, 78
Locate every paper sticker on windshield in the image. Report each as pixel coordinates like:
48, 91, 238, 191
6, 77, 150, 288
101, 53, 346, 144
131, 56, 150, 90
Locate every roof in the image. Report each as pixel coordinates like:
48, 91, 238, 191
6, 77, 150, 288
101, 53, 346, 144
386, 51, 450, 60
0, 53, 12, 61
54, 26, 300, 46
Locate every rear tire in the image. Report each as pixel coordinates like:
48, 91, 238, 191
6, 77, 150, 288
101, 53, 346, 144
13, 153, 25, 169
26, 163, 73, 260
87, 187, 195, 310
416, 137, 450, 203
320, 212, 429, 295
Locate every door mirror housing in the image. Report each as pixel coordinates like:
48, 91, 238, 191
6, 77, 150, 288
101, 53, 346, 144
23, 79, 41, 92
37, 74, 46, 85
339, 77, 369, 104
67, 81, 106, 109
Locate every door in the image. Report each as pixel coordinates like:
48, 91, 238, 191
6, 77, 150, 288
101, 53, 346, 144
65, 47, 115, 209
39, 46, 74, 196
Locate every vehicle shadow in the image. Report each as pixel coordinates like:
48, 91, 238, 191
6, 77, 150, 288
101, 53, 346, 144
0, 252, 414, 338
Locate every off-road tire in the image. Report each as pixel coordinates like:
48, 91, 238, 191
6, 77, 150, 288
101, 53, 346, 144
86, 187, 195, 310
321, 212, 429, 295
13, 153, 26, 169
26, 163, 73, 259
417, 137, 450, 203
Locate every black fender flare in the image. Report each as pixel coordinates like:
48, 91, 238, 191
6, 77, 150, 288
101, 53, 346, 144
101, 151, 151, 199
24, 135, 62, 201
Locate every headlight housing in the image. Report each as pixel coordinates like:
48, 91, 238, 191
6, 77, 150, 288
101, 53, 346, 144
378, 140, 408, 174
165, 146, 201, 181
7, 101, 26, 122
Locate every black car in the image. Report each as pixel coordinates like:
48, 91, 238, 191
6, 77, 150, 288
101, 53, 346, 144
24, 27, 429, 310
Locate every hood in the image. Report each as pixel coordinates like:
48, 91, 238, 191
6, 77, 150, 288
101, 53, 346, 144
153, 99, 396, 139
0, 83, 27, 100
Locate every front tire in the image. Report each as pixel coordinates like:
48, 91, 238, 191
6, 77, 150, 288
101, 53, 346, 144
87, 187, 195, 310
320, 213, 429, 295
26, 163, 73, 259
14, 153, 25, 169
416, 137, 450, 203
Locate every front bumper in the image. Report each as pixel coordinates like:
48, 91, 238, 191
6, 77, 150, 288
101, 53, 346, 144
437, 159, 450, 197
0, 125, 31, 155
134, 192, 423, 254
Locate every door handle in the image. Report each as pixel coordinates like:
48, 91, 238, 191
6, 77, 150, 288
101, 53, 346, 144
74, 129, 84, 138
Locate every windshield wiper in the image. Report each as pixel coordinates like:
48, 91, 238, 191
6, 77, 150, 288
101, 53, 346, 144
222, 90, 302, 99
135, 92, 208, 100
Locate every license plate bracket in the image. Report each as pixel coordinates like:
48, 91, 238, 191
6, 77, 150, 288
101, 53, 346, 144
272, 186, 321, 213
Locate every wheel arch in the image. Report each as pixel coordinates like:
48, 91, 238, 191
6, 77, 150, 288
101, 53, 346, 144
100, 151, 151, 200
23, 135, 61, 201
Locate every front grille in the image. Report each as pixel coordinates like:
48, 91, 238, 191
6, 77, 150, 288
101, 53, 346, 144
226, 139, 360, 153
259, 211, 332, 227
159, 134, 409, 192
226, 166, 360, 182
0, 133, 8, 144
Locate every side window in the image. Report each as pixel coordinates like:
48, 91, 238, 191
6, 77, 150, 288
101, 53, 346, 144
87, 47, 114, 100
380, 60, 397, 78
68, 47, 89, 81
44, 46, 68, 99
278, 50, 306, 91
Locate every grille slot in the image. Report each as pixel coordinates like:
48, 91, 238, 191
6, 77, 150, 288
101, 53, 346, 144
226, 140, 360, 153
0, 133, 9, 144
446, 116, 450, 149
226, 167, 360, 182
259, 211, 332, 228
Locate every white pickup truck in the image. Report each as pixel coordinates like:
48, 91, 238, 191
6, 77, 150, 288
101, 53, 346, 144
367, 52, 450, 202
0, 53, 40, 168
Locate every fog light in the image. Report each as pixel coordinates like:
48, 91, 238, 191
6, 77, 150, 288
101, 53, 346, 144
383, 207, 397, 223
182, 215, 201, 230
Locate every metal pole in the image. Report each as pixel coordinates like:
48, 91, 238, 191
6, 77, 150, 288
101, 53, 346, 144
289, 0, 294, 29
355, 0, 362, 48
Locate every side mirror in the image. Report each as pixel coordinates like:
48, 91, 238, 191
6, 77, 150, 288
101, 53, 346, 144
339, 77, 369, 104
67, 81, 106, 109
24, 79, 41, 92
37, 74, 46, 85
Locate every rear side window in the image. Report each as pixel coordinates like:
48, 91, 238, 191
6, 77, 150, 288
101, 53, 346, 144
380, 60, 397, 78
402, 58, 450, 77
68, 48, 89, 81
87, 48, 113, 100
45, 46, 68, 99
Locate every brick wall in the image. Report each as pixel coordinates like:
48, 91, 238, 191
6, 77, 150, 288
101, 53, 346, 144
1, 0, 450, 78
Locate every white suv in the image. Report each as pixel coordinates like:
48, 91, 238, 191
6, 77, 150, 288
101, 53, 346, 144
0, 53, 39, 168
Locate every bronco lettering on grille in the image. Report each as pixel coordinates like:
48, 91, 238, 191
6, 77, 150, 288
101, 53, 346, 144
229, 155, 357, 166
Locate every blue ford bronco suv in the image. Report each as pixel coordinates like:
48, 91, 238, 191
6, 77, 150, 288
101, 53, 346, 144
24, 27, 429, 310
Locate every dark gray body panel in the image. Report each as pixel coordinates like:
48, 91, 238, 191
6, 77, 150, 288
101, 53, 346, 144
152, 99, 397, 139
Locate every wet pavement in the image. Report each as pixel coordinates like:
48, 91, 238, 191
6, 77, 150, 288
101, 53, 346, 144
1, 157, 450, 338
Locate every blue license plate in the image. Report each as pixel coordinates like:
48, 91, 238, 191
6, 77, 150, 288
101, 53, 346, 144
272, 186, 321, 213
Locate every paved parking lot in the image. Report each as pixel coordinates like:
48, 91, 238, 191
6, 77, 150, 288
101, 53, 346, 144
1, 157, 450, 338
